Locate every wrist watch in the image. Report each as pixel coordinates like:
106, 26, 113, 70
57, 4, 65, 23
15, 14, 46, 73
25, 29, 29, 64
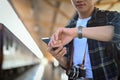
78, 26, 83, 38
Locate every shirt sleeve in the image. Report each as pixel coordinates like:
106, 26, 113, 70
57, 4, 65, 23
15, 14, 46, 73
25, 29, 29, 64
107, 11, 120, 45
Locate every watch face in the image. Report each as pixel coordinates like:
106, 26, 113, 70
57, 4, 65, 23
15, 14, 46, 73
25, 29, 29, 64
78, 26, 83, 38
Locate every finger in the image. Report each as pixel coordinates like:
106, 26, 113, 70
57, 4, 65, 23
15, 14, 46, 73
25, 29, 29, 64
53, 43, 63, 48
61, 47, 67, 56
53, 34, 57, 44
48, 35, 55, 47
48, 40, 61, 48
54, 28, 62, 41
52, 46, 63, 56
56, 47, 67, 58
50, 40, 55, 47
54, 31, 58, 41
47, 46, 54, 53
50, 39, 62, 48
48, 39, 53, 47
48, 37, 52, 47
49, 34, 58, 47
47, 46, 61, 56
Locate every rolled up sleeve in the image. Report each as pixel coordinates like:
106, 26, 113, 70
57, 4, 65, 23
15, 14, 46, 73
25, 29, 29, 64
107, 12, 120, 45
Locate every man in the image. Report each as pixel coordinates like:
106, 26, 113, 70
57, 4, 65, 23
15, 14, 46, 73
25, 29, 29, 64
47, 0, 120, 80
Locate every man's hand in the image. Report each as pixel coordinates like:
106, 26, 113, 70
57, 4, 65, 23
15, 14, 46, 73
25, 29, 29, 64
47, 46, 67, 68
48, 28, 78, 48
47, 46, 67, 60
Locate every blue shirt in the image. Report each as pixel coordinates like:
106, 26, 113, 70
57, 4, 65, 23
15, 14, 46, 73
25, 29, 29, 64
73, 17, 93, 78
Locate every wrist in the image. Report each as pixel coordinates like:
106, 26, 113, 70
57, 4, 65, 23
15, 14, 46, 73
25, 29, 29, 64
58, 57, 67, 69
70, 28, 78, 38
77, 26, 83, 38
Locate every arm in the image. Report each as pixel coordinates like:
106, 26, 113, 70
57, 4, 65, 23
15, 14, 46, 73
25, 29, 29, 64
82, 25, 114, 41
49, 26, 114, 47
74, 25, 114, 41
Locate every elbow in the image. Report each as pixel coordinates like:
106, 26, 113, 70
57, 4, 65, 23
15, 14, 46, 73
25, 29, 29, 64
106, 26, 114, 42
103, 26, 114, 42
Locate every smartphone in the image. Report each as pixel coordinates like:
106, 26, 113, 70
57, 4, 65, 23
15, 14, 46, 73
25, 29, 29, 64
42, 37, 58, 50
42, 37, 50, 45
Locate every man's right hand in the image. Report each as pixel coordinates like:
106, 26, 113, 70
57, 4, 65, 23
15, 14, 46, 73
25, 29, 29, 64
47, 46, 67, 69
47, 46, 66, 60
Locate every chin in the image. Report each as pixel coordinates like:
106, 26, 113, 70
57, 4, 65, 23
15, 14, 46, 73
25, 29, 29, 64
78, 9, 87, 13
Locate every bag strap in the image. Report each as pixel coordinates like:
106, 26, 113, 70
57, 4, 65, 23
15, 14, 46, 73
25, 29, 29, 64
69, 41, 74, 68
69, 43, 87, 68
81, 44, 87, 68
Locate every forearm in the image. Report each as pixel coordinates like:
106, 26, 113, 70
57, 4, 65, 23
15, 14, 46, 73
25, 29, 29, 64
82, 26, 114, 41
71, 26, 114, 41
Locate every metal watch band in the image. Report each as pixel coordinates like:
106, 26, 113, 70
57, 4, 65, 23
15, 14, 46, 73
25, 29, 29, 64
78, 26, 83, 38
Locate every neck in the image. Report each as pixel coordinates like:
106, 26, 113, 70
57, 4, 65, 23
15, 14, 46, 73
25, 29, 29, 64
78, 7, 94, 19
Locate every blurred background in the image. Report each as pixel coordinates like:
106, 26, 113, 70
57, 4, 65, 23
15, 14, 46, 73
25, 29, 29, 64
0, 0, 120, 80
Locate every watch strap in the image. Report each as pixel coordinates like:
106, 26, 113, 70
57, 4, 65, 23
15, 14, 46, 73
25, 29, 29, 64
78, 26, 83, 38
